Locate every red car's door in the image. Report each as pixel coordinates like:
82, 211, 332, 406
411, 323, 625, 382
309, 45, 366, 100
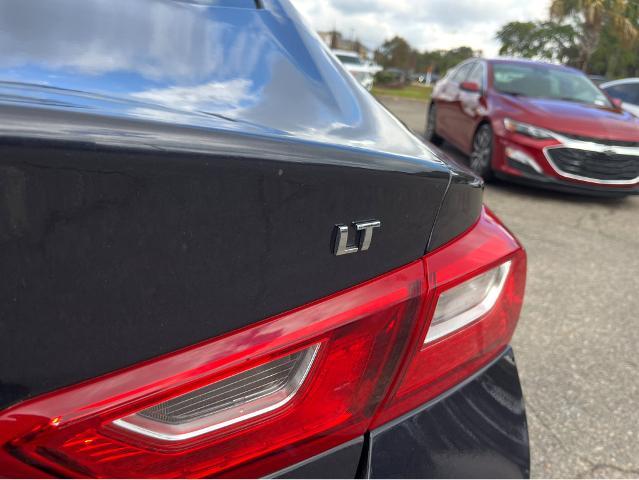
435, 61, 474, 142
455, 61, 487, 153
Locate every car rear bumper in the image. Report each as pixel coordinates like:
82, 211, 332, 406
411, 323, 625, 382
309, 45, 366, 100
273, 347, 530, 478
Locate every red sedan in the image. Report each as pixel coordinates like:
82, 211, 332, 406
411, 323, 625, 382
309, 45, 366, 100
426, 58, 639, 197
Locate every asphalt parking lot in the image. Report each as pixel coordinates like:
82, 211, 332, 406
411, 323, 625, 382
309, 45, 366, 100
378, 95, 639, 478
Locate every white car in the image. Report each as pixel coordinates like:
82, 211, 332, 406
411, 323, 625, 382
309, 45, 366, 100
332, 50, 375, 91
600, 78, 639, 117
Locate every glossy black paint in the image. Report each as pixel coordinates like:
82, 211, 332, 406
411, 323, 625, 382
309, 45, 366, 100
262, 348, 529, 479
0, 0, 438, 159
367, 348, 530, 479
428, 157, 484, 250
272, 437, 365, 479
0, 111, 448, 408
0, 0, 481, 412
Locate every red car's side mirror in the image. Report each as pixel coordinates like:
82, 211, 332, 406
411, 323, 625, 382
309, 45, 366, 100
611, 97, 623, 108
460, 81, 480, 93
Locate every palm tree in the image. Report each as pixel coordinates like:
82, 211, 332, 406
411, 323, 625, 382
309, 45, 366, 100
550, 0, 638, 70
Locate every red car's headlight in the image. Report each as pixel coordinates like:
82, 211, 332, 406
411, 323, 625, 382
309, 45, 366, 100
504, 117, 555, 139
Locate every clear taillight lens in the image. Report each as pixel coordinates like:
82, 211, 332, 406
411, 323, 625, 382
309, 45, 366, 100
114, 344, 320, 442
426, 261, 511, 343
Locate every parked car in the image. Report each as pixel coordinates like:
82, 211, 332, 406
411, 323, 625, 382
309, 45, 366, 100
365, 59, 384, 75
600, 78, 639, 117
588, 74, 609, 86
0, 0, 529, 478
426, 58, 639, 196
332, 49, 375, 91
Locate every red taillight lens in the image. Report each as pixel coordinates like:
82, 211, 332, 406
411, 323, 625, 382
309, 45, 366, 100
0, 207, 526, 478
0, 261, 425, 478
371, 208, 526, 427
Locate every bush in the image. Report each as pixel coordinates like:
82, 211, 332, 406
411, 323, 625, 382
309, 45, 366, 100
374, 70, 395, 85
375, 70, 406, 87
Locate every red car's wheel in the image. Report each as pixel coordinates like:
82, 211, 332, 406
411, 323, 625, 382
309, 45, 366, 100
425, 103, 443, 146
469, 123, 494, 180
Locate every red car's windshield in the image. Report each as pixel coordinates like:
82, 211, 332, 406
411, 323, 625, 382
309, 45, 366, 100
493, 63, 611, 108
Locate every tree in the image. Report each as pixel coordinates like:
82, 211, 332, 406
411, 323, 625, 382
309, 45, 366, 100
373, 36, 477, 76
589, 20, 639, 77
438, 47, 476, 73
415, 46, 476, 76
375, 36, 416, 70
496, 21, 579, 64
550, 0, 638, 70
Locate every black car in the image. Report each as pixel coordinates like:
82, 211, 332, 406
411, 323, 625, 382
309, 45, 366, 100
0, 0, 529, 477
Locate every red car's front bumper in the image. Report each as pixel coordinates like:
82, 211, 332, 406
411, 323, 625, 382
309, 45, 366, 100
492, 127, 639, 196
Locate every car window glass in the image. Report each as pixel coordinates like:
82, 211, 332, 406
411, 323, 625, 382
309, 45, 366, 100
492, 63, 611, 107
444, 66, 457, 80
336, 54, 362, 65
451, 62, 474, 83
605, 84, 639, 104
466, 62, 484, 88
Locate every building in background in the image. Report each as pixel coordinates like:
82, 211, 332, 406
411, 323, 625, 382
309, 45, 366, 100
318, 30, 382, 90
318, 30, 368, 57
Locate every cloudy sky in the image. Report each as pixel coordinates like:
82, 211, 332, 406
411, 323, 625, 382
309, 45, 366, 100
292, 0, 550, 56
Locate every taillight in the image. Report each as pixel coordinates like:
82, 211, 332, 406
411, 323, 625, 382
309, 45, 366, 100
425, 261, 511, 344
371, 208, 526, 427
0, 260, 425, 478
113, 344, 321, 442
0, 207, 526, 478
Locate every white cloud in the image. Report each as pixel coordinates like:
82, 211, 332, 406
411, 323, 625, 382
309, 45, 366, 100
132, 79, 253, 111
292, 0, 550, 56
0, 0, 266, 82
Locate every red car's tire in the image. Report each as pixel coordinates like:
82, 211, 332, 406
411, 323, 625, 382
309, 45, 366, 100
469, 123, 494, 180
425, 103, 444, 146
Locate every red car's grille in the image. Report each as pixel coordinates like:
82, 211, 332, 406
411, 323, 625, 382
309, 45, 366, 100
547, 147, 639, 182
558, 133, 639, 148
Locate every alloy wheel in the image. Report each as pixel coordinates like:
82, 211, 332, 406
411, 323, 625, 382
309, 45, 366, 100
469, 125, 493, 178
